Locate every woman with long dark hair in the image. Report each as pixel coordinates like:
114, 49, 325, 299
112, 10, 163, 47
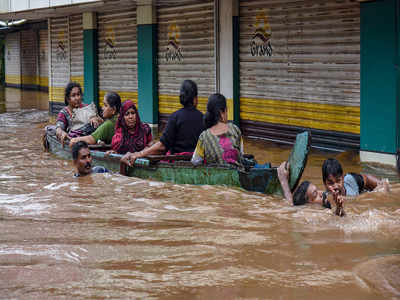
191, 93, 243, 166
121, 80, 205, 166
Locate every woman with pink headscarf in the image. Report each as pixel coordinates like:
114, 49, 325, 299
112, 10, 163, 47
111, 100, 152, 154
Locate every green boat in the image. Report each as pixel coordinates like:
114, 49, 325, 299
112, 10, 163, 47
44, 130, 310, 196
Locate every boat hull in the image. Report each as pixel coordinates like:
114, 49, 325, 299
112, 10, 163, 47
44, 130, 310, 196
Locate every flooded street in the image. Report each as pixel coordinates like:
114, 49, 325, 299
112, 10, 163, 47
0, 88, 400, 299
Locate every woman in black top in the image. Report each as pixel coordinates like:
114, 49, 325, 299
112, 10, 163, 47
121, 80, 205, 166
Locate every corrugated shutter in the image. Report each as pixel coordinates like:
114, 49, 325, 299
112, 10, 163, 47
158, 1, 215, 114
69, 14, 84, 88
39, 29, 49, 89
239, 0, 360, 135
49, 16, 70, 103
20, 29, 38, 89
98, 8, 138, 106
5, 32, 21, 87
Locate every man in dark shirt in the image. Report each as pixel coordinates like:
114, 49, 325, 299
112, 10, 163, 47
121, 80, 205, 166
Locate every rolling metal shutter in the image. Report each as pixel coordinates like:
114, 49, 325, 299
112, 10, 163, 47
98, 8, 138, 106
69, 14, 84, 88
20, 29, 38, 89
239, 0, 360, 149
39, 29, 49, 90
5, 32, 21, 87
158, 1, 216, 115
49, 16, 70, 105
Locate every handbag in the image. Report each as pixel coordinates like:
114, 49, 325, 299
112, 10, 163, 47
70, 102, 98, 131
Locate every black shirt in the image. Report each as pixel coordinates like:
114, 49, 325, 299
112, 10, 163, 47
160, 106, 205, 154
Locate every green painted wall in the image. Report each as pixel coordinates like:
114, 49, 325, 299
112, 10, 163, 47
233, 15, 240, 126
360, 0, 399, 154
137, 24, 158, 124
83, 29, 98, 106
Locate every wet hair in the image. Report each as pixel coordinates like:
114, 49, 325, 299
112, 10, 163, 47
104, 91, 121, 114
292, 181, 310, 206
322, 158, 343, 182
64, 82, 83, 106
179, 80, 198, 108
72, 141, 89, 161
204, 93, 227, 129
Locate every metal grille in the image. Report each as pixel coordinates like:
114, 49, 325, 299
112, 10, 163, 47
98, 8, 138, 106
5, 32, 21, 86
69, 14, 84, 88
39, 29, 49, 88
20, 30, 38, 88
158, 1, 215, 114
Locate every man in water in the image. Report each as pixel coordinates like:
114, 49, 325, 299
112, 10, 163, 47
278, 158, 388, 215
72, 141, 108, 177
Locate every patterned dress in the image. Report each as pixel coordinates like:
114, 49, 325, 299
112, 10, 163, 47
191, 123, 244, 166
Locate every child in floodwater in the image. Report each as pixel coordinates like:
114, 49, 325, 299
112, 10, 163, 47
278, 158, 389, 216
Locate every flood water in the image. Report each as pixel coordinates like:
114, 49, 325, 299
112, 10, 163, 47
1, 87, 400, 299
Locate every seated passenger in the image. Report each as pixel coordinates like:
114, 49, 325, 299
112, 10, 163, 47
56, 82, 103, 145
111, 100, 152, 154
69, 92, 121, 148
121, 79, 205, 166
277, 158, 389, 215
191, 93, 243, 166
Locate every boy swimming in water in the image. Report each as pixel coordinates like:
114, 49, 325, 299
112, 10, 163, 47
278, 158, 389, 215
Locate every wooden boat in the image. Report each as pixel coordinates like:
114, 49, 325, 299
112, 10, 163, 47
44, 130, 310, 196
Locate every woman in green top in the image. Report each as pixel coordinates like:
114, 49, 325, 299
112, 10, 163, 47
69, 92, 121, 148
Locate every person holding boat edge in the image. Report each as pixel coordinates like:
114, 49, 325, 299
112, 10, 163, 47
277, 158, 389, 216
69, 92, 121, 148
121, 80, 205, 166
72, 141, 108, 177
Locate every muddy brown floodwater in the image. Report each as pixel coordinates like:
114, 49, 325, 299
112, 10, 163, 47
0, 88, 399, 299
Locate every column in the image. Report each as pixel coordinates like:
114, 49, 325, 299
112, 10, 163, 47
83, 12, 98, 106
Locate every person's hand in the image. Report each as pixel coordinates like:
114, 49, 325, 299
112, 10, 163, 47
121, 152, 142, 167
375, 178, 390, 193
333, 193, 345, 217
105, 149, 116, 156
56, 128, 68, 147
277, 161, 289, 181
90, 116, 103, 128
69, 137, 79, 148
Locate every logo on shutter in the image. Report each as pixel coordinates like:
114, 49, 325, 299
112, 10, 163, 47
56, 30, 67, 62
104, 26, 116, 60
166, 23, 183, 62
251, 11, 272, 57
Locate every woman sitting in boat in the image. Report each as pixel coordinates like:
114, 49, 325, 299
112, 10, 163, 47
55, 82, 103, 145
68, 91, 121, 148
120, 79, 205, 166
110, 99, 152, 154
191, 93, 243, 166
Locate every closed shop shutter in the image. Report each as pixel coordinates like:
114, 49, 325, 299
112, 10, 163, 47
158, 1, 215, 115
49, 16, 70, 105
21, 29, 38, 89
5, 32, 21, 87
39, 29, 49, 90
98, 8, 137, 106
239, 0, 360, 148
69, 14, 84, 88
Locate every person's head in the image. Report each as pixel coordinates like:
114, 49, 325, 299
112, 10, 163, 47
179, 80, 198, 108
102, 91, 121, 119
64, 82, 83, 108
293, 181, 324, 206
204, 93, 227, 129
322, 158, 345, 195
72, 141, 92, 176
119, 100, 139, 130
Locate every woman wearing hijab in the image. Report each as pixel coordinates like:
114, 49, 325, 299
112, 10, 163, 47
111, 100, 152, 154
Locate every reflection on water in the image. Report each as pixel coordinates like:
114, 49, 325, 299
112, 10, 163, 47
0, 86, 49, 113
0, 103, 399, 298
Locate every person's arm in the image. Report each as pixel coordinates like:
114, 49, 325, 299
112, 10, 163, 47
277, 161, 293, 203
69, 135, 96, 148
361, 173, 390, 193
120, 141, 166, 167
191, 138, 205, 165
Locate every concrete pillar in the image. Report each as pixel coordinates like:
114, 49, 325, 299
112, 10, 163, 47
218, 0, 240, 125
137, 4, 158, 134
360, 0, 399, 166
83, 12, 98, 106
